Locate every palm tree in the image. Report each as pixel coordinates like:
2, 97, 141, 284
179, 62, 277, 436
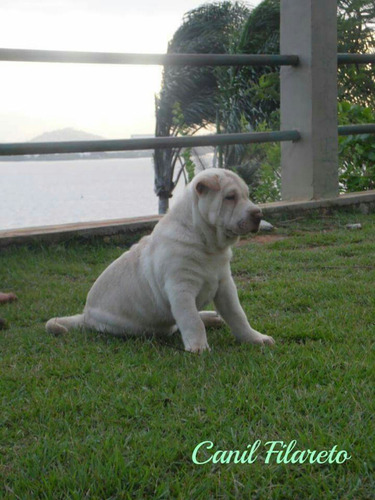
215, 0, 281, 173
155, 0, 375, 209
154, 1, 250, 213
216, 0, 375, 184
217, 0, 375, 137
337, 0, 375, 107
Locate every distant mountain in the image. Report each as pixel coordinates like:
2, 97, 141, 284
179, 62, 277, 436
31, 127, 106, 143
1, 128, 153, 161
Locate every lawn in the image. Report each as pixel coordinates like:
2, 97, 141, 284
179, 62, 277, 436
0, 211, 374, 499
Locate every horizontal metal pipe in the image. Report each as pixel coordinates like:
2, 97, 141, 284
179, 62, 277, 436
1, 125, 374, 157
0, 131, 301, 156
1, 49, 374, 67
338, 53, 375, 65
1, 49, 375, 67
0, 48, 299, 66
338, 123, 375, 135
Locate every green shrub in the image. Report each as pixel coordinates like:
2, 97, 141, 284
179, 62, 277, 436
237, 102, 375, 202
338, 101, 375, 192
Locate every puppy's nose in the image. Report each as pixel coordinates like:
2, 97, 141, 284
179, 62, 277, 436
250, 208, 263, 224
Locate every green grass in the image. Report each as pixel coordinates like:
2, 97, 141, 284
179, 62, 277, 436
0, 211, 374, 499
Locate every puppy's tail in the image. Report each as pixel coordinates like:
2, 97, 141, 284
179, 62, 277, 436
46, 313, 85, 336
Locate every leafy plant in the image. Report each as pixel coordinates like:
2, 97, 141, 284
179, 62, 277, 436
220, 0, 375, 132
154, 2, 250, 211
229, 117, 281, 203
217, 0, 375, 198
250, 141, 281, 203
155, 0, 375, 206
338, 101, 375, 191
238, 102, 375, 201
171, 101, 197, 183
337, 0, 375, 108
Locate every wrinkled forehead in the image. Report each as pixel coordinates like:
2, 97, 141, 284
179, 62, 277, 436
220, 170, 249, 198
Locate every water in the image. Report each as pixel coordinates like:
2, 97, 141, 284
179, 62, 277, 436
0, 157, 186, 230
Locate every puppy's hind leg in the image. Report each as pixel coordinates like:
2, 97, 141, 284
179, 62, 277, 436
199, 311, 225, 328
46, 313, 86, 336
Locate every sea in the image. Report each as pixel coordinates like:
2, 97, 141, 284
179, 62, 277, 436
0, 157, 188, 231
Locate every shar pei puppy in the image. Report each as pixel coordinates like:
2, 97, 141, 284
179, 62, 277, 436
46, 168, 275, 352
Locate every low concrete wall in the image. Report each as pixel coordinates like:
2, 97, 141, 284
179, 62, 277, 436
1, 190, 374, 247
259, 189, 375, 217
0, 215, 160, 247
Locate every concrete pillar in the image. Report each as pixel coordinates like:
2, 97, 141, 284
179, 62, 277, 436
280, 0, 339, 200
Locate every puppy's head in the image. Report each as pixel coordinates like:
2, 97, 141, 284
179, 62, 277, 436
192, 168, 262, 243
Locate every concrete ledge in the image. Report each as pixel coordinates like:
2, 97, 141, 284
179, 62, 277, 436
0, 215, 161, 247
260, 190, 375, 216
1, 190, 374, 247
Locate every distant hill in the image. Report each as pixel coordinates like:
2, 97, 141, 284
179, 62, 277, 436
1, 128, 153, 161
31, 127, 105, 143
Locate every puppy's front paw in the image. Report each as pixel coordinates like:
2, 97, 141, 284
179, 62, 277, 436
244, 332, 275, 346
258, 334, 275, 346
185, 342, 211, 354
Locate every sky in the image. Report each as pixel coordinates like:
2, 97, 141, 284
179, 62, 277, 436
0, 0, 262, 143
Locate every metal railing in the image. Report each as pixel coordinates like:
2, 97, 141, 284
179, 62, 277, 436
0, 48, 299, 67
1, 47, 374, 66
0, 131, 301, 157
1, 125, 375, 157
0, 48, 374, 157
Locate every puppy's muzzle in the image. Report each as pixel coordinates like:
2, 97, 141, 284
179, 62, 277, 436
250, 208, 263, 226
236, 208, 263, 234
241, 207, 263, 234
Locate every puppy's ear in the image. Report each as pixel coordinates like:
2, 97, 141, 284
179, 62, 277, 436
195, 174, 221, 195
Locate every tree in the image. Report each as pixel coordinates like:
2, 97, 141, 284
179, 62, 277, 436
337, 0, 375, 107
217, 0, 375, 133
155, 0, 375, 207
216, 0, 281, 171
216, 0, 375, 195
154, 1, 250, 213
338, 101, 375, 192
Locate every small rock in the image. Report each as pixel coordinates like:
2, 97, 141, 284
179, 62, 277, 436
0, 292, 17, 304
260, 220, 274, 232
346, 223, 362, 230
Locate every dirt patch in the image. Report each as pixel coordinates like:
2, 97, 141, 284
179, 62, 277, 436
303, 245, 331, 252
236, 234, 288, 246
235, 274, 268, 284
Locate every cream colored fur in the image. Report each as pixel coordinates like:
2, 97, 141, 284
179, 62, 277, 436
46, 168, 275, 352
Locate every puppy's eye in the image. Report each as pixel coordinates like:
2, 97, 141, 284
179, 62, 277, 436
225, 194, 236, 201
